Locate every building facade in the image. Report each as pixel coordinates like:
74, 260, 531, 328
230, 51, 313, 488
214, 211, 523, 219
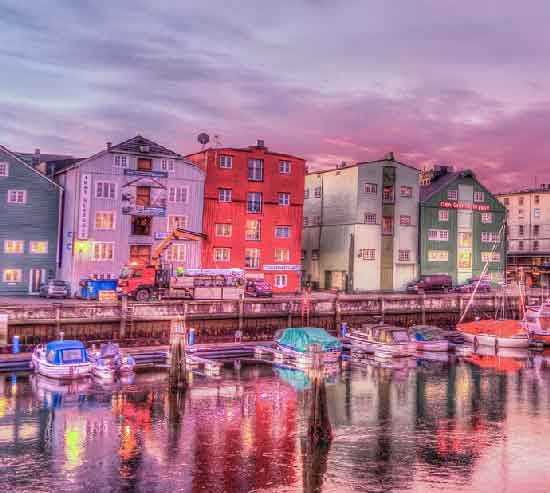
420, 167, 506, 285
302, 155, 420, 291
186, 141, 305, 293
56, 136, 205, 293
496, 186, 550, 286
0, 146, 62, 295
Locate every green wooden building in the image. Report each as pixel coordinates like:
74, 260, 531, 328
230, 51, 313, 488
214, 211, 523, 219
0, 146, 62, 296
419, 167, 506, 285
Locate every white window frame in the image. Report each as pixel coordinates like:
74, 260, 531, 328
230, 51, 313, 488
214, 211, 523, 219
279, 160, 291, 174
400, 186, 413, 198
278, 192, 290, 206
218, 188, 232, 202
481, 251, 501, 263
94, 211, 116, 230
7, 190, 27, 204
365, 213, 377, 225
3, 269, 22, 282
113, 154, 129, 168
400, 215, 411, 226
438, 210, 449, 222
448, 190, 458, 200
275, 226, 290, 239
248, 159, 264, 181
213, 247, 230, 262
167, 243, 186, 262
428, 229, 449, 241
304, 189, 310, 199
481, 212, 492, 224
398, 249, 410, 262
247, 192, 263, 213
303, 216, 309, 227
244, 248, 261, 269
364, 183, 377, 194
95, 181, 116, 200
215, 223, 232, 237
474, 191, 485, 203
534, 208, 541, 218
29, 241, 48, 254
274, 248, 290, 263
314, 187, 322, 198
4, 240, 24, 254
161, 159, 175, 172
0, 161, 8, 177
428, 250, 449, 262
219, 155, 233, 169
245, 220, 261, 240
168, 186, 189, 204
91, 242, 114, 261
274, 274, 288, 288
167, 215, 188, 231
359, 249, 376, 260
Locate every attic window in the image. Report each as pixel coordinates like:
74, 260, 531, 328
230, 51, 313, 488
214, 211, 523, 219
114, 155, 128, 168
448, 190, 458, 200
140, 145, 150, 153
0, 162, 8, 177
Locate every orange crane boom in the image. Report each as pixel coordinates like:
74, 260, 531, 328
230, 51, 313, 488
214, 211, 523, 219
151, 228, 205, 269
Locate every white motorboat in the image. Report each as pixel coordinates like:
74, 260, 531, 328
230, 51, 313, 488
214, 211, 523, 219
31, 340, 91, 380
349, 324, 412, 357
408, 325, 450, 352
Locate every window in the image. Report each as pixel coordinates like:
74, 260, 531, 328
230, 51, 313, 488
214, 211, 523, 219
274, 275, 288, 288
398, 250, 410, 262
382, 216, 394, 235
161, 159, 175, 172
400, 215, 411, 226
215, 223, 232, 237
168, 215, 188, 231
244, 248, 260, 269
219, 155, 233, 169
481, 252, 501, 263
95, 212, 115, 230
275, 226, 290, 239
383, 186, 394, 203
428, 229, 449, 241
535, 195, 540, 205
279, 160, 291, 174
313, 215, 321, 225
92, 242, 114, 261
131, 216, 152, 236
534, 225, 540, 236
278, 192, 290, 206
518, 225, 524, 236
245, 220, 261, 240
481, 212, 492, 224
518, 196, 524, 206
29, 241, 48, 254
4, 240, 24, 254
439, 210, 449, 222
248, 159, 264, 181
96, 182, 116, 199
247, 192, 263, 213
114, 155, 128, 168
534, 208, 541, 218
481, 232, 500, 243
304, 188, 310, 199
169, 186, 188, 203
474, 191, 485, 202
314, 187, 322, 198
518, 240, 524, 250
303, 217, 309, 227
214, 247, 230, 262
428, 250, 449, 262
166, 244, 186, 262
137, 158, 152, 171
312, 249, 320, 260
275, 248, 290, 262
136, 186, 150, 206
3, 269, 22, 282
534, 241, 540, 251
358, 249, 376, 260
518, 209, 524, 216
400, 186, 413, 198
0, 162, 8, 176
503, 197, 509, 206
301, 250, 306, 261
129, 245, 150, 264
364, 183, 377, 194
364, 213, 377, 225
7, 190, 27, 204
218, 188, 232, 202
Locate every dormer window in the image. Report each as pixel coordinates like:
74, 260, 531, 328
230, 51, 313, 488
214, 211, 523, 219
114, 155, 128, 168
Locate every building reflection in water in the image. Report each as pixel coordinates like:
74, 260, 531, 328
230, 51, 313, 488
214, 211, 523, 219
0, 353, 549, 491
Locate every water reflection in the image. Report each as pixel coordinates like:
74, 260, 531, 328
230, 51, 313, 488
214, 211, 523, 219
0, 353, 550, 491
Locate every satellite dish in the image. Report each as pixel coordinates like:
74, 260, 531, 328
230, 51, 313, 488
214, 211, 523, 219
197, 133, 210, 146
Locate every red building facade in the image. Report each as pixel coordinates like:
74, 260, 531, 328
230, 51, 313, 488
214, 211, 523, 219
186, 141, 305, 292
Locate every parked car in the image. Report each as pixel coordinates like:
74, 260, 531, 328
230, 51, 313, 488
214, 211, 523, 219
406, 274, 453, 294
39, 280, 71, 299
455, 278, 491, 293
246, 279, 273, 297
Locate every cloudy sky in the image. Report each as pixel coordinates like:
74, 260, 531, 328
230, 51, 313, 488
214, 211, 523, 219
2, 0, 549, 190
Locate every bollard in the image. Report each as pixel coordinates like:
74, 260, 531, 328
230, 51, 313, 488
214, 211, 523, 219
59, 331, 64, 341
12, 335, 20, 354
341, 322, 348, 338
188, 327, 195, 345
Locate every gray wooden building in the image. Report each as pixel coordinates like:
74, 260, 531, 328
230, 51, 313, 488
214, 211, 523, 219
0, 145, 63, 296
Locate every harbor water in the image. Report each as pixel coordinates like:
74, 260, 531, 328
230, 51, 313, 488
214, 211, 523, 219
1, 350, 550, 492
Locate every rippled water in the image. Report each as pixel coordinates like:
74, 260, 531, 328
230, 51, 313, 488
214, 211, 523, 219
1, 349, 550, 492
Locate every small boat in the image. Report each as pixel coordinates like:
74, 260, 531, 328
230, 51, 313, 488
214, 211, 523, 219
275, 327, 342, 366
408, 325, 449, 352
456, 319, 530, 349
348, 324, 412, 357
89, 342, 136, 379
524, 302, 550, 345
31, 340, 91, 380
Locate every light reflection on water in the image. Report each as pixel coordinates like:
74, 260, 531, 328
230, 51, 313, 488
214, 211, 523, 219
0, 350, 550, 492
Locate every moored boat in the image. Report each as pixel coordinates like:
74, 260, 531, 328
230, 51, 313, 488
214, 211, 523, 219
408, 325, 449, 352
31, 340, 91, 379
275, 327, 342, 366
89, 342, 136, 379
456, 319, 529, 349
348, 324, 412, 357
524, 302, 550, 345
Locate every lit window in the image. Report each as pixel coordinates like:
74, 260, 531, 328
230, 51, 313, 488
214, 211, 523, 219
481, 232, 500, 243
214, 247, 230, 262
400, 186, 413, 198
114, 155, 128, 168
7, 190, 27, 204
428, 229, 449, 241
247, 192, 262, 213
275, 248, 290, 262
364, 213, 377, 225
4, 240, 24, 254
438, 210, 449, 222
0, 162, 8, 177
382, 216, 394, 235
400, 215, 411, 226
398, 250, 410, 262
275, 226, 290, 238
166, 244, 186, 262
95, 212, 115, 230
481, 252, 501, 262
168, 215, 188, 231
3, 269, 22, 282
29, 241, 48, 254
428, 250, 449, 262
314, 187, 321, 198
448, 190, 458, 200
215, 223, 232, 237
383, 186, 394, 203
168, 186, 188, 203
279, 160, 291, 174
219, 155, 233, 169
474, 191, 485, 202
364, 183, 377, 194
278, 192, 290, 206
245, 248, 260, 269
92, 242, 114, 261
358, 249, 376, 260
218, 188, 232, 202
245, 220, 261, 240
96, 182, 116, 199
161, 159, 175, 172
248, 159, 264, 181
274, 274, 288, 288
481, 212, 492, 224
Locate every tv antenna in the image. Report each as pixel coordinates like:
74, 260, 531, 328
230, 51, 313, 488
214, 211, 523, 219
197, 132, 210, 150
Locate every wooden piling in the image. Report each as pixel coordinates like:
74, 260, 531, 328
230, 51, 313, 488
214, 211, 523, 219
169, 304, 188, 392
54, 303, 62, 339
307, 343, 332, 444
119, 294, 128, 340
421, 293, 426, 325
334, 293, 342, 336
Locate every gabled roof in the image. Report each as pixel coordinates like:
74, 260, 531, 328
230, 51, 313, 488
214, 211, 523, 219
0, 145, 62, 189
307, 156, 419, 176
420, 170, 463, 202
111, 135, 181, 157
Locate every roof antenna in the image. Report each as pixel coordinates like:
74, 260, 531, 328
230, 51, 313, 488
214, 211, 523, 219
197, 133, 210, 151
213, 135, 221, 148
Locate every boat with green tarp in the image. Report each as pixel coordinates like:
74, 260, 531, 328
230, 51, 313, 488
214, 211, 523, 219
275, 327, 342, 365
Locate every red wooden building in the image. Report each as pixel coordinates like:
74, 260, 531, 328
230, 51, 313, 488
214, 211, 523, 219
186, 140, 305, 293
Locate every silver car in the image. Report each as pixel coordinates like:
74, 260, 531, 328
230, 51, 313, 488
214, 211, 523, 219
39, 280, 70, 299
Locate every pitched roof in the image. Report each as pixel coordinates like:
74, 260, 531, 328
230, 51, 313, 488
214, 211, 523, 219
420, 170, 462, 202
111, 135, 181, 157
0, 145, 62, 189
307, 157, 419, 176
16, 152, 76, 165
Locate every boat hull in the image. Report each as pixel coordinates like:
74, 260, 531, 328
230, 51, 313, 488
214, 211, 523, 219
461, 331, 529, 349
32, 353, 91, 380
414, 340, 449, 352
277, 344, 341, 366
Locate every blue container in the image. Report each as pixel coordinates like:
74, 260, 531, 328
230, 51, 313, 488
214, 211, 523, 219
79, 279, 118, 300
188, 328, 195, 345
12, 335, 20, 354
341, 322, 348, 338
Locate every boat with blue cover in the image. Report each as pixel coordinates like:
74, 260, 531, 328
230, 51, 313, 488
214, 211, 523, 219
31, 340, 91, 379
408, 325, 449, 352
89, 342, 136, 380
275, 327, 342, 365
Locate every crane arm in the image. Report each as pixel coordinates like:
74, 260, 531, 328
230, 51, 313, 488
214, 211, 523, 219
152, 228, 205, 269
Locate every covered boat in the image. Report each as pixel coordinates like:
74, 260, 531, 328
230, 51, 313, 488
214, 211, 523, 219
408, 325, 449, 352
456, 319, 529, 349
89, 342, 136, 380
275, 327, 342, 365
31, 340, 91, 379
348, 324, 412, 357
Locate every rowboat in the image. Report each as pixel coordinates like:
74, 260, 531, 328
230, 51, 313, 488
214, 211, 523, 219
348, 324, 412, 357
275, 327, 342, 366
31, 340, 91, 379
456, 319, 529, 349
408, 325, 450, 352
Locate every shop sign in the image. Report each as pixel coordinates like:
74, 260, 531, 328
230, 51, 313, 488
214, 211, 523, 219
78, 174, 92, 239
263, 265, 302, 271
154, 232, 169, 240
439, 200, 490, 212
124, 169, 168, 179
